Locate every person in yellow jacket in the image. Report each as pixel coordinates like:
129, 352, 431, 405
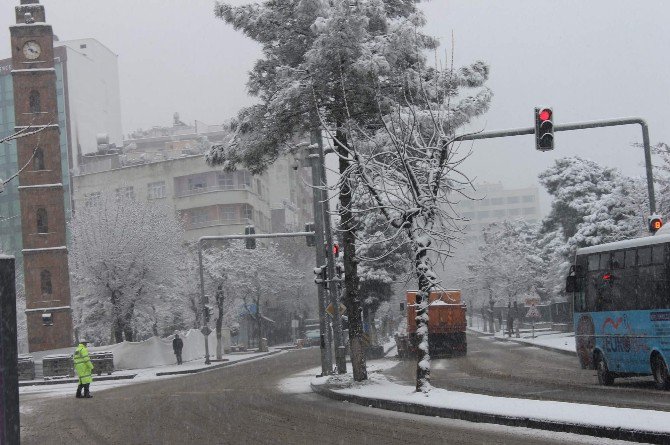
73, 339, 94, 398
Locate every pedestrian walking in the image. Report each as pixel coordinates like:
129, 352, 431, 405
73, 339, 94, 399
173, 333, 184, 365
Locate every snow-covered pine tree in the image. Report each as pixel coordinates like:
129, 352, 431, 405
207, 0, 459, 381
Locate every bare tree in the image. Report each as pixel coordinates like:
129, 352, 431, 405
70, 191, 185, 344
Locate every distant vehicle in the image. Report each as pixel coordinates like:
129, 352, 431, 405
395, 290, 467, 358
304, 329, 321, 347
566, 233, 670, 389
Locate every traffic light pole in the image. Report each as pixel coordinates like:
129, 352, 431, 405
313, 129, 347, 374
454, 117, 656, 215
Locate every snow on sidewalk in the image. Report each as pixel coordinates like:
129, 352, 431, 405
468, 317, 576, 353
308, 360, 670, 435
21, 349, 284, 399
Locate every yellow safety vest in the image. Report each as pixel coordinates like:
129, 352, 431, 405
73, 344, 94, 384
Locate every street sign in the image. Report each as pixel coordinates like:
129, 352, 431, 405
525, 305, 542, 319
291, 319, 299, 328
200, 326, 212, 336
326, 302, 346, 317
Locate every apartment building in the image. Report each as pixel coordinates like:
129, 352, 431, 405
459, 182, 541, 234
73, 119, 313, 242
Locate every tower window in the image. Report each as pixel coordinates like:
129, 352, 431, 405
36, 208, 48, 233
40, 269, 52, 295
29, 90, 41, 114
33, 147, 45, 170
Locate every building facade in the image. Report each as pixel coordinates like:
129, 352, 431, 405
0, 35, 122, 262
73, 120, 313, 242
10, 0, 72, 351
459, 182, 541, 235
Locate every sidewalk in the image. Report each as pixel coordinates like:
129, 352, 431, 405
468, 318, 576, 356
304, 351, 669, 444
20, 348, 284, 394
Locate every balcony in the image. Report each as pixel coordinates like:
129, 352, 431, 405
175, 184, 252, 198
188, 217, 254, 230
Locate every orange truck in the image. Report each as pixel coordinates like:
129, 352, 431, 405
395, 290, 467, 358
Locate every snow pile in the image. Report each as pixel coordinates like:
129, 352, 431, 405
89, 329, 222, 370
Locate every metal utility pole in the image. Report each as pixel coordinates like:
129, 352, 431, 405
313, 129, 347, 374
454, 117, 656, 215
309, 130, 333, 375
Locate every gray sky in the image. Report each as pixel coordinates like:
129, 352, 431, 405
2, 0, 669, 208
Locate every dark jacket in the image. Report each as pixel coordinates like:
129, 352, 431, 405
172, 337, 184, 353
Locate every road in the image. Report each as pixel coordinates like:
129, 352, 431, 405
389, 333, 670, 411
20, 348, 633, 445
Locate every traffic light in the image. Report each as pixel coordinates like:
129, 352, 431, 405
313, 265, 328, 289
244, 225, 256, 249
332, 243, 340, 257
203, 304, 213, 323
535, 107, 554, 151
305, 222, 315, 247
649, 214, 663, 233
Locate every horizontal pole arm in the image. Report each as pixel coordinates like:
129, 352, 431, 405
199, 231, 315, 245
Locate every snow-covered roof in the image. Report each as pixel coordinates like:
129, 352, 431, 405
577, 233, 670, 256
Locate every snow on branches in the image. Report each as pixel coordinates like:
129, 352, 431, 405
70, 191, 185, 344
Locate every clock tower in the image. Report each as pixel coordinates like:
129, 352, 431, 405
10, 0, 73, 351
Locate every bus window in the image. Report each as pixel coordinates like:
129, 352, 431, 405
624, 249, 636, 268
612, 250, 625, 269
588, 254, 600, 271
599, 253, 610, 270
639, 247, 652, 266
619, 266, 637, 310
653, 245, 665, 264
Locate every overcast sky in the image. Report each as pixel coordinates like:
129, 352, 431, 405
2, 0, 669, 210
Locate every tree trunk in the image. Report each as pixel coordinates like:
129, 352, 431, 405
414, 243, 432, 393
336, 129, 367, 382
113, 318, 123, 344
216, 292, 224, 360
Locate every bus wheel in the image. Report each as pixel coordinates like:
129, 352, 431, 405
652, 354, 670, 390
596, 353, 614, 386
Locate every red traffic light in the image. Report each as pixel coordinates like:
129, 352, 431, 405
539, 109, 552, 121
650, 218, 663, 232
333, 243, 340, 257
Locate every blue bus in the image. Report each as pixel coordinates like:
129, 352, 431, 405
566, 234, 670, 389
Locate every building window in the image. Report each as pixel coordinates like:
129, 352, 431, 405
40, 269, 52, 295
243, 204, 254, 221
217, 173, 235, 190
220, 205, 237, 222
187, 175, 208, 192
508, 208, 520, 216
147, 181, 166, 200
190, 208, 209, 225
36, 208, 48, 233
491, 197, 504, 205
33, 147, 45, 170
238, 171, 252, 189
29, 90, 40, 113
523, 195, 535, 203
507, 196, 520, 204
116, 186, 135, 200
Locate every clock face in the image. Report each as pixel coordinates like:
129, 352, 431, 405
22, 41, 41, 60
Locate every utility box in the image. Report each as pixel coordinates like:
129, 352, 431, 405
17, 355, 35, 381
42, 354, 74, 378
90, 351, 114, 375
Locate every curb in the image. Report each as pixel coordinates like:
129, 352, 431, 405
20, 373, 136, 387
156, 350, 282, 376
310, 382, 669, 444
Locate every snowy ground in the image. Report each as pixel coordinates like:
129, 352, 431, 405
304, 359, 670, 436
20, 349, 285, 403
468, 316, 576, 353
